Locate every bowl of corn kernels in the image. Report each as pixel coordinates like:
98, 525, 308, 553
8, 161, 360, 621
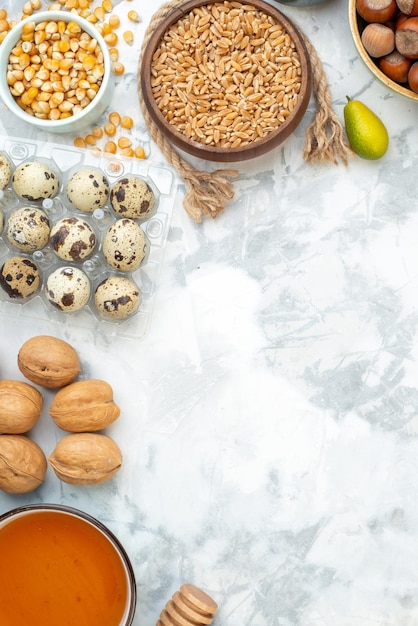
140, 0, 312, 162
0, 11, 114, 133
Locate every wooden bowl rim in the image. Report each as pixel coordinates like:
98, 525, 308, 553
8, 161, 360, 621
140, 0, 312, 162
348, 0, 418, 101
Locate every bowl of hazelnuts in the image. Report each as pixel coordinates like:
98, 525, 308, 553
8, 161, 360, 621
349, 0, 418, 100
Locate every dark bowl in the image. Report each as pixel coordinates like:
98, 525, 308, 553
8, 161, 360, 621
140, 0, 312, 162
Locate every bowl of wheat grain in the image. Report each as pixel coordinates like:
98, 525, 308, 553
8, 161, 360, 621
140, 0, 312, 162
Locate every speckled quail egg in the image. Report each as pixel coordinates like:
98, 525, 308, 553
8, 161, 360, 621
110, 176, 156, 219
103, 219, 148, 272
7, 207, 51, 252
0, 256, 41, 299
0, 151, 12, 191
50, 216, 96, 261
66, 168, 110, 213
94, 275, 141, 320
12, 161, 59, 201
45, 266, 91, 313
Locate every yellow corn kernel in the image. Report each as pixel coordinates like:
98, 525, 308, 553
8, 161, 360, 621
90, 147, 102, 157
121, 115, 133, 129
93, 6, 105, 21
120, 147, 134, 158
0, 10, 7, 20
108, 14, 120, 29
101, 22, 113, 35
78, 0, 90, 9
103, 32, 118, 46
57, 39, 70, 53
20, 87, 39, 105
112, 61, 124, 75
135, 146, 146, 159
22, 2, 34, 16
78, 9, 91, 18
21, 20, 35, 33
84, 134, 97, 145
117, 136, 132, 149
67, 21, 81, 34
59, 112, 72, 119
123, 30, 134, 45
30, 0, 41, 8
86, 13, 97, 23
102, 0, 113, 12
65, 0, 79, 9
108, 47, 118, 62
104, 122, 116, 136
0, 19, 9, 33
82, 54, 96, 70
104, 140, 117, 154
92, 125, 104, 138
49, 108, 61, 120
74, 137, 86, 148
127, 10, 140, 22
108, 111, 120, 126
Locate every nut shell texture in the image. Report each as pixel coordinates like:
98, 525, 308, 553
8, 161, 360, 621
0, 380, 43, 434
48, 433, 122, 485
49, 379, 120, 432
0, 435, 47, 493
18, 335, 81, 388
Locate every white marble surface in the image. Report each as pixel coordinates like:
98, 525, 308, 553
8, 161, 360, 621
2, 0, 418, 624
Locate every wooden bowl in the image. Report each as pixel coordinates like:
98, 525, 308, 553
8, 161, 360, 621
348, 0, 418, 102
140, 0, 312, 162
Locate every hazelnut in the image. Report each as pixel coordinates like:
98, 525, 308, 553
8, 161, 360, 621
361, 22, 395, 57
356, 0, 398, 22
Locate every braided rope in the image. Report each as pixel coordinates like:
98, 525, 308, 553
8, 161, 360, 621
137, 0, 352, 222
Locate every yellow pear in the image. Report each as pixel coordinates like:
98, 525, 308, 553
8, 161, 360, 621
343, 97, 389, 160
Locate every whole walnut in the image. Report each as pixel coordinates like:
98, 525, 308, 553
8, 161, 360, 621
0, 380, 43, 434
0, 435, 47, 493
49, 433, 122, 485
49, 380, 120, 432
18, 335, 81, 388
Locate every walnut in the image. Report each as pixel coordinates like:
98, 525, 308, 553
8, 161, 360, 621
18, 335, 81, 388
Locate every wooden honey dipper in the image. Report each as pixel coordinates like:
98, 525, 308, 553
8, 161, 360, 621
157, 583, 218, 626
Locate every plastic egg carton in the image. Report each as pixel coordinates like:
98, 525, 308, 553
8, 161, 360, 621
0, 135, 177, 341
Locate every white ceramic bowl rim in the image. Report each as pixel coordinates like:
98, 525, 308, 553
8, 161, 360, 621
0, 11, 112, 129
0, 503, 137, 626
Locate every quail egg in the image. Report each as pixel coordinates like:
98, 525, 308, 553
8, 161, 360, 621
12, 160, 59, 201
94, 275, 141, 320
50, 216, 96, 261
66, 168, 110, 212
110, 176, 156, 219
0, 151, 12, 190
0, 256, 41, 299
45, 266, 91, 312
103, 219, 148, 272
7, 207, 51, 252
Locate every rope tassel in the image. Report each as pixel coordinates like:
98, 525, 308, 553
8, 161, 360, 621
137, 0, 352, 223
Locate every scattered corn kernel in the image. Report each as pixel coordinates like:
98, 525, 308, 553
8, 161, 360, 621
108, 14, 120, 29
117, 137, 132, 149
84, 134, 97, 145
104, 122, 116, 136
22, 2, 34, 16
0, 19, 10, 33
103, 32, 118, 46
104, 140, 117, 153
0, 10, 7, 20
135, 146, 146, 159
93, 6, 105, 21
108, 47, 119, 62
90, 147, 102, 157
102, 0, 113, 12
92, 126, 104, 138
127, 10, 140, 22
109, 111, 121, 126
121, 147, 135, 158
121, 115, 134, 129
123, 30, 134, 45
111, 61, 125, 75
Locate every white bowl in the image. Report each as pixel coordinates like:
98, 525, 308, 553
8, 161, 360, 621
0, 11, 114, 133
